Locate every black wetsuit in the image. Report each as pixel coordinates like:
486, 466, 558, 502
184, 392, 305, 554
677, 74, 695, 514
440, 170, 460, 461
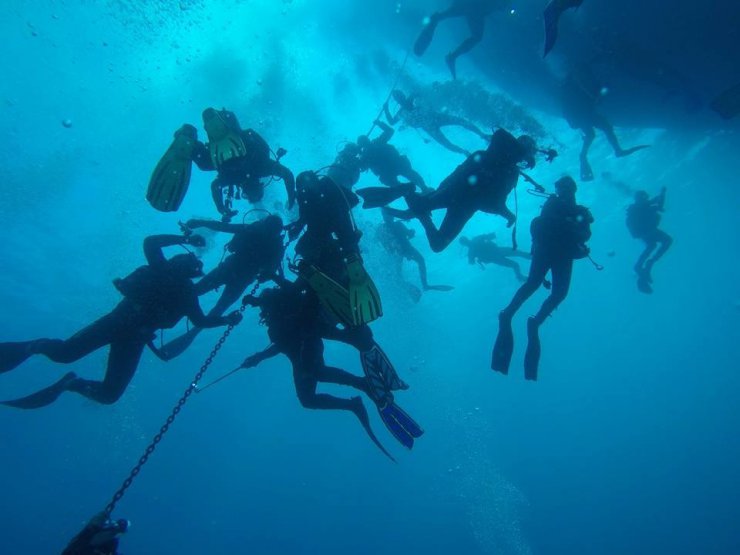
377, 217, 429, 293
461, 233, 531, 281
0, 235, 232, 406
193, 129, 295, 217
502, 193, 593, 324
327, 144, 362, 190
399, 129, 527, 252
155, 217, 285, 360
627, 190, 672, 289
359, 122, 428, 192
248, 283, 369, 410
384, 92, 489, 156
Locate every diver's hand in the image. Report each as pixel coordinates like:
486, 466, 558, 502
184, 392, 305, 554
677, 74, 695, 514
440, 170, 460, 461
185, 218, 205, 230
185, 234, 206, 248
224, 311, 243, 326
287, 221, 303, 241
240, 354, 262, 369
242, 294, 258, 307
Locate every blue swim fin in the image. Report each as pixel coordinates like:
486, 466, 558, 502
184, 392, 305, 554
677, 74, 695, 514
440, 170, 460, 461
379, 402, 424, 450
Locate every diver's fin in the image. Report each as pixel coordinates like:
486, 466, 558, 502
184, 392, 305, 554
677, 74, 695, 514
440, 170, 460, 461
414, 17, 438, 57
523, 318, 541, 381
352, 397, 396, 462
360, 343, 409, 399
491, 312, 514, 374
636, 275, 653, 294
383, 402, 424, 439
0, 341, 36, 373
356, 184, 413, 209
424, 284, 454, 292
711, 83, 740, 120
346, 255, 383, 326
617, 145, 650, 158
301, 265, 354, 327
146, 124, 198, 212
156, 327, 202, 361
543, 0, 584, 57
1, 372, 77, 409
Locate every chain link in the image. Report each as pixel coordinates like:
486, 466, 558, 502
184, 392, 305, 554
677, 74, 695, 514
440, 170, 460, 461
103, 304, 246, 516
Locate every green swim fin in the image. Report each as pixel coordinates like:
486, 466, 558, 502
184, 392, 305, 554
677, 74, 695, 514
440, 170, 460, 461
711, 83, 740, 120
301, 264, 354, 327
356, 184, 414, 209
146, 124, 198, 212
347, 254, 382, 326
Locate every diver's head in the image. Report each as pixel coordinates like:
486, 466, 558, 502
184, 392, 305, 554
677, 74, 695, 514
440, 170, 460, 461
516, 135, 537, 169
392, 90, 413, 109
554, 176, 578, 199
202, 107, 241, 139
262, 214, 284, 235
634, 190, 649, 203
169, 253, 204, 279
342, 142, 360, 156
357, 135, 371, 148
296, 171, 320, 205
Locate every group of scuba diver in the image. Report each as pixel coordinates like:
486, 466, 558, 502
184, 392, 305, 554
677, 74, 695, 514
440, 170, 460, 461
4, 4, 679, 552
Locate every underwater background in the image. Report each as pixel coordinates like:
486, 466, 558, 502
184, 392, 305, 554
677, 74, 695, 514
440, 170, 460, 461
1, 1, 738, 553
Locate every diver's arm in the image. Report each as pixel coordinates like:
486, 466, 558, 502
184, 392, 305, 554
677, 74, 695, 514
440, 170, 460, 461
185, 219, 242, 234
241, 344, 280, 369
375, 120, 394, 143
187, 300, 241, 329
192, 141, 215, 171
143, 234, 192, 267
383, 102, 400, 125
336, 214, 361, 258
652, 187, 667, 210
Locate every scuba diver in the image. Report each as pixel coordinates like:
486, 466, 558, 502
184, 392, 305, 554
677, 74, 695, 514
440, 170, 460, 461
358, 128, 539, 253
492, 177, 593, 380
626, 187, 672, 294
460, 233, 531, 281
0, 234, 242, 409
327, 142, 363, 191
560, 66, 649, 181
543, 0, 584, 57
383, 90, 490, 156
147, 108, 295, 221
240, 281, 394, 460
62, 512, 129, 555
413, 0, 506, 79
376, 208, 453, 301
288, 171, 424, 449
153, 214, 286, 360
356, 120, 430, 199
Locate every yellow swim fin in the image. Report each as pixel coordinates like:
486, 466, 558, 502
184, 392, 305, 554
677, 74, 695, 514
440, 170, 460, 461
346, 254, 382, 326
146, 124, 197, 212
301, 264, 354, 327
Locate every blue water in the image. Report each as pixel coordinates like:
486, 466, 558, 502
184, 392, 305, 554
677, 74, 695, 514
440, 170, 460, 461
1, 1, 738, 553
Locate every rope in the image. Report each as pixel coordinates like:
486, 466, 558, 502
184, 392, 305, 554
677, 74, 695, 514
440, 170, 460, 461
511, 186, 519, 251
366, 43, 414, 137
102, 302, 247, 517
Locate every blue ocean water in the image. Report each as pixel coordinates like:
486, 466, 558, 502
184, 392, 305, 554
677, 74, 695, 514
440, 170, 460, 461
1, 1, 738, 553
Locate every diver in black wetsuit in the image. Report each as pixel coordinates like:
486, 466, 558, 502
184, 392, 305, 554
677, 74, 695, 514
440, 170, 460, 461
626, 188, 672, 294
384, 90, 490, 156
375, 129, 538, 253
492, 176, 593, 380
154, 214, 286, 360
460, 233, 531, 281
240, 281, 393, 459
414, 0, 505, 79
192, 107, 296, 221
560, 67, 649, 181
357, 121, 429, 195
62, 512, 129, 555
377, 209, 453, 301
327, 142, 363, 191
288, 171, 424, 449
0, 234, 242, 409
